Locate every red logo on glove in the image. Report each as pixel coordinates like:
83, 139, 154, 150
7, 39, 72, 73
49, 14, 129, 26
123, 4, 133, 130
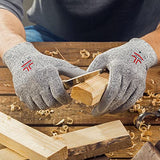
21, 60, 33, 71
132, 52, 143, 64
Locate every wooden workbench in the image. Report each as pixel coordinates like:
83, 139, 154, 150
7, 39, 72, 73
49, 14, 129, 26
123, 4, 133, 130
0, 42, 160, 160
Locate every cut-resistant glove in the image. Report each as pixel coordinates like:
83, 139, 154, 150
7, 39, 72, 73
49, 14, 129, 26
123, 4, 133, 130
3, 42, 86, 110
87, 38, 157, 116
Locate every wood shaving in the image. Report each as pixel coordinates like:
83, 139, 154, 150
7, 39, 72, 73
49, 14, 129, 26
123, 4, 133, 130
80, 49, 90, 59
55, 47, 66, 60
128, 141, 137, 149
66, 117, 73, 124
133, 116, 138, 125
127, 152, 133, 156
141, 130, 152, 137
136, 98, 143, 103
44, 48, 66, 60
130, 132, 135, 140
92, 51, 101, 59
36, 109, 53, 117
151, 79, 155, 84
56, 119, 65, 125
129, 104, 145, 114
50, 110, 54, 113
51, 129, 59, 137
60, 125, 69, 134
3, 83, 11, 87
10, 103, 21, 112
140, 135, 150, 142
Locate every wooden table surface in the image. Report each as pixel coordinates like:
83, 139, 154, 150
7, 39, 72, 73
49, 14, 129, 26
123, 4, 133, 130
0, 42, 160, 160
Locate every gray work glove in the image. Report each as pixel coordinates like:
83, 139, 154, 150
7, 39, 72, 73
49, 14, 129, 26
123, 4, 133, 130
3, 42, 86, 110
87, 38, 157, 116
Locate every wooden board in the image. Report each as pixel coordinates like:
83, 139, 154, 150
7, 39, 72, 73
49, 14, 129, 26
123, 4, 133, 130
2, 125, 160, 159
0, 148, 27, 160
0, 120, 131, 160
1, 125, 160, 159
0, 112, 67, 160
58, 120, 132, 160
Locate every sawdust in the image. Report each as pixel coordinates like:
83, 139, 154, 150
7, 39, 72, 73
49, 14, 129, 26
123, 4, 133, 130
10, 102, 21, 112
36, 109, 54, 117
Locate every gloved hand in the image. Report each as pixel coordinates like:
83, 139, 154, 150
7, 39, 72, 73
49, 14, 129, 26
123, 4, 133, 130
87, 38, 157, 116
3, 42, 86, 110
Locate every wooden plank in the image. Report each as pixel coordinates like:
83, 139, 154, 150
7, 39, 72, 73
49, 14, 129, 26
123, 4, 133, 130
132, 142, 160, 160
32, 125, 160, 159
71, 73, 109, 105
0, 148, 27, 160
0, 119, 131, 160
0, 42, 125, 67
57, 120, 132, 160
0, 112, 68, 160
1, 125, 160, 159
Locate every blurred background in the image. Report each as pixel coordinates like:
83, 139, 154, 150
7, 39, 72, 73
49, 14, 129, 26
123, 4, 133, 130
22, 0, 34, 26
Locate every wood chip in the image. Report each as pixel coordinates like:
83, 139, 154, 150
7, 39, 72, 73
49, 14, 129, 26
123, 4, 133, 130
10, 103, 21, 112
36, 109, 51, 117
140, 135, 150, 142
130, 132, 135, 140
80, 49, 90, 59
151, 79, 155, 84
66, 117, 73, 124
127, 152, 133, 156
56, 119, 65, 126
3, 83, 11, 87
59, 125, 69, 134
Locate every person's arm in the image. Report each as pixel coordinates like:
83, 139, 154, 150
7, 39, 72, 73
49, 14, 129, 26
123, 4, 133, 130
87, 30, 158, 115
141, 27, 160, 64
0, 3, 86, 110
0, 9, 26, 57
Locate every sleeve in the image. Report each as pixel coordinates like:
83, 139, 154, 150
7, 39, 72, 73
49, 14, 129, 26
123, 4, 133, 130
0, 0, 24, 21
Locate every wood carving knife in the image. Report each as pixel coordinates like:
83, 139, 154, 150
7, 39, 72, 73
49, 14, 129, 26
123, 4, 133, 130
63, 68, 106, 89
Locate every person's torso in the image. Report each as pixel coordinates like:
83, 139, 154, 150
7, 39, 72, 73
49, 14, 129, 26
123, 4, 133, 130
27, 0, 160, 41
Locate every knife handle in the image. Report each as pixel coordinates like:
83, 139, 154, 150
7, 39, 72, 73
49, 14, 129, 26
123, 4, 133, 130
71, 73, 109, 106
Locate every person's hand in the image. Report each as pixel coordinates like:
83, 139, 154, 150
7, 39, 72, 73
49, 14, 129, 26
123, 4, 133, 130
87, 38, 157, 116
3, 42, 86, 110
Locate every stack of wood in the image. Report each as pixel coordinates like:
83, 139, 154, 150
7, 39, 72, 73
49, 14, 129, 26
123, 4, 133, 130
0, 112, 132, 160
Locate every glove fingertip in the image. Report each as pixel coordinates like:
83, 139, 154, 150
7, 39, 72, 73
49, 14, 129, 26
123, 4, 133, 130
91, 106, 103, 116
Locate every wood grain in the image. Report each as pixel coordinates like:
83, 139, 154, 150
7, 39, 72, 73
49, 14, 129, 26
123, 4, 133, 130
0, 112, 67, 160
0, 148, 27, 160
1, 125, 160, 159
58, 120, 132, 160
71, 73, 109, 105
0, 120, 131, 160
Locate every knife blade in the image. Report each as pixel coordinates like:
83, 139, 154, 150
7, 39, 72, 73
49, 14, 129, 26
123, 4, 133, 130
63, 69, 105, 89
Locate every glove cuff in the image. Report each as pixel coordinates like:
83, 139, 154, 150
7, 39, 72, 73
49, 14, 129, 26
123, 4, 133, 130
129, 38, 158, 69
2, 42, 40, 72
